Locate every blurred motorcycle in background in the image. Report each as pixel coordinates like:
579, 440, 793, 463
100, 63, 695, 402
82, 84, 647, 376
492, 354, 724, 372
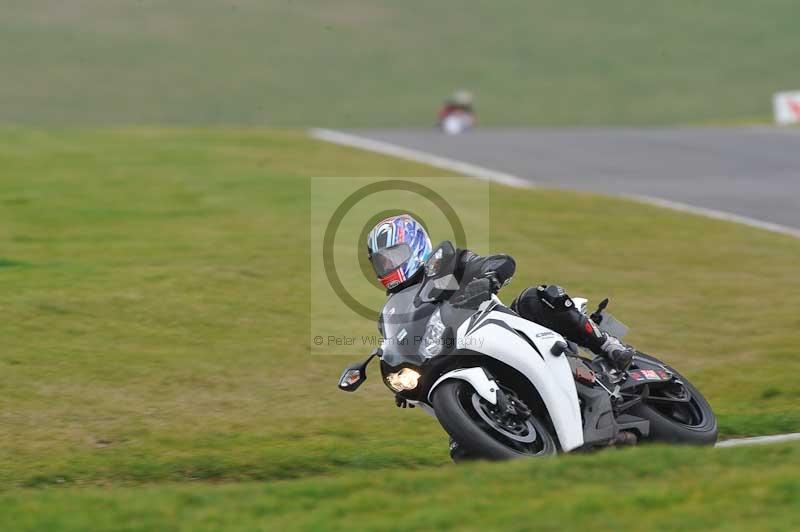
438, 90, 476, 135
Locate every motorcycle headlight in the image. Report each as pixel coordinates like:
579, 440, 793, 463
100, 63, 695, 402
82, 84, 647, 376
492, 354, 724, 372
420, 308, 446, 358
386, 368, 421, 392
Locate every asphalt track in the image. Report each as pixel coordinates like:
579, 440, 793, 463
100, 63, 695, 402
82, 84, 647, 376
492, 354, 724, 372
333, 127, 800, 235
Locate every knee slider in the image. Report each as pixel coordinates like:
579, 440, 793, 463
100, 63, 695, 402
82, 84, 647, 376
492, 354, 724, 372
536, 284, 575, 311
510, 286, 538, 319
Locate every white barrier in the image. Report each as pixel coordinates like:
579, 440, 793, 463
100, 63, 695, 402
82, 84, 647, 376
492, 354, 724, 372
773, 91, 800, 125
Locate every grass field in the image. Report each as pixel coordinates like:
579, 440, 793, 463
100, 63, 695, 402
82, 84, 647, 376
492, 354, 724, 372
2, 0, 798, 127
2, 443, 799, 531
1, 128, 799, 529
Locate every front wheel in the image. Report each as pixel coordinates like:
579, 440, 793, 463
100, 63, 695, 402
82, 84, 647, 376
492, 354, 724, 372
629, 353, 718, 445
433, 380, 557, 460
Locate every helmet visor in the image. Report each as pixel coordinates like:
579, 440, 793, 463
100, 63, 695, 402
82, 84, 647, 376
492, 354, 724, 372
371, 243, 412, 278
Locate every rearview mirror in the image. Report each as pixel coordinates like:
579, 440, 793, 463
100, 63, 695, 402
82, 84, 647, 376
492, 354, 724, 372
337, 350, 379, 392
338, 363, 367, 392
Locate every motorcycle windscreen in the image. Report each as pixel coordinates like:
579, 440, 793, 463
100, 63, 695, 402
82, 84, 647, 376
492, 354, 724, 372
416, 273, 460, 303
596, 311, 629, 339
370, 243, 412, 278
416, 241, 459, 303
379, 285, 437, 367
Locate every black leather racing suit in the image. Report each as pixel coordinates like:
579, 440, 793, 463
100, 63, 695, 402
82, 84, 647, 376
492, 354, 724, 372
387, 246, 610, 356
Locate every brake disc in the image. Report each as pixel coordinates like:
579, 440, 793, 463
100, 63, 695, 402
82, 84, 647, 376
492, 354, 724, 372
471, 393, 537, 443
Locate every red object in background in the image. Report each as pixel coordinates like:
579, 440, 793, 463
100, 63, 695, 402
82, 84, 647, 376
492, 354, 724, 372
438, 104, 474, 121
789, 99, 800, 119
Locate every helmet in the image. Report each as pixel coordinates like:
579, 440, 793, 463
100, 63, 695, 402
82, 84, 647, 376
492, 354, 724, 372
367, 214, 432, 290
452, 90, 473, 106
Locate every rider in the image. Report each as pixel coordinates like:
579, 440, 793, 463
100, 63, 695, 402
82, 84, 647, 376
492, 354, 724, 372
438, 90, 475, 123
366, 213, 635, 370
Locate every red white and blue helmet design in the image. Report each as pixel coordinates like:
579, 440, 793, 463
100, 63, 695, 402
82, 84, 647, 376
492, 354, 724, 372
367, 214, 432, 290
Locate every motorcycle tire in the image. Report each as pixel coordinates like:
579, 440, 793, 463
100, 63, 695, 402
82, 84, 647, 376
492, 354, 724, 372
433, 380, 557, 460
629, 352, 718, 445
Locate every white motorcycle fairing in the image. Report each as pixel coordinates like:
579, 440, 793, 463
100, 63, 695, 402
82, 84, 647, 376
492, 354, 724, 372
451, 298, 585, 451
428, 367, 499, 405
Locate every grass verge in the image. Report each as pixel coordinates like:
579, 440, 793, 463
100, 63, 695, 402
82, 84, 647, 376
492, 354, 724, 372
1, 443, 798, 531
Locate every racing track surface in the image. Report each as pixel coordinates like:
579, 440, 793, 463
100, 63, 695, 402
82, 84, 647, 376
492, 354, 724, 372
336, 127, 800, 233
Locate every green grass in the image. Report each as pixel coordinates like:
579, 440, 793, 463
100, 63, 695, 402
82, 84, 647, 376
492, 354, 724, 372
1, 128, 799, 530
1, 1, 798, 126
1, 443, 799, 531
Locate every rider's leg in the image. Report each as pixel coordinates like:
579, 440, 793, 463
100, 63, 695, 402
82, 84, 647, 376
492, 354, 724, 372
510, 285, 634, 370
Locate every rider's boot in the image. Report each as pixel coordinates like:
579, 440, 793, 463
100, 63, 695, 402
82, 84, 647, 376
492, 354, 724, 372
449, 437, 471, 462
578, 311, 634, 371
597, 333, 635, 371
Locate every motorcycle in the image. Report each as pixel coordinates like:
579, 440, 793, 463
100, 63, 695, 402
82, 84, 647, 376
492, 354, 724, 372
338, 241, 717, 460
439, 110, 475, 135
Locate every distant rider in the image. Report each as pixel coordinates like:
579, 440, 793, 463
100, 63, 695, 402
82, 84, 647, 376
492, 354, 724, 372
437, 90, 476, 128
366, 214, 635, 371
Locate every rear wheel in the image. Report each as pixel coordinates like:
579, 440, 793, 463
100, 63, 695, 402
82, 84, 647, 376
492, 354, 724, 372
433, 380, 557, 460
629, 353, 717, 445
